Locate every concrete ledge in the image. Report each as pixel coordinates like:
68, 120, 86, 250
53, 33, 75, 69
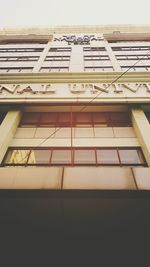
0, 167, 63, 189
133, 167, 150, 190
63, 167, 136, 190
1, 166, 150, 190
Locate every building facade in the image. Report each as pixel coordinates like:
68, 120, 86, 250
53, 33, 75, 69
0, 25, 150, 191
1, 25, 150, 262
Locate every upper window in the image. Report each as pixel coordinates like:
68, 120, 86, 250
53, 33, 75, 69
113, 46, 150, 71
121, 66, 150, 72
84, 55, 110, 61
41, 47, 71, 72
45, 56, 70, 61
0, 67, 33, 73
20, 112, 131, 128
49, 47, 71, 52
0, 48, 44, 53
40, 67, 69, 72
83, 47, 113, 72
0, 56, 39, 62
112, 46, 150, 51
83, 47, 106, 52
115, 55, 150, 60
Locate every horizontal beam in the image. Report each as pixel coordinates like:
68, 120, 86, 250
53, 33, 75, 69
1, 72, 150, 84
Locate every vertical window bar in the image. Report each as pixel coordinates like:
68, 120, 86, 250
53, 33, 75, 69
116, 148, 121, 166
95, 148, 98, 166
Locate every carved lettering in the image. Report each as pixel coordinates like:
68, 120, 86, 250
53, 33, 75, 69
0, 84, 18, 94
17, 84, 56, 94
113, 84, 123, 93
93, 84, 109, 93
17, 85, 34, 94
144, 83, 150, 92
0, 83, 150, 98
69, 84, 86, 93
39, 84, 55, 94
123, 83, 141, 92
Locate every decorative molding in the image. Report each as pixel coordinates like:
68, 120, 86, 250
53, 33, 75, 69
54, 35, 103, 45
0, 83, 150, 98
0, 84, 55, 94
1, 72, 150, 85
17, 84, 55, 94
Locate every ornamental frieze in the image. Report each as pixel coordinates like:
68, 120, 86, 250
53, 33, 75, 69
0, 84, 55, 94
54, 35, 103, 45
0, 83, 150, 97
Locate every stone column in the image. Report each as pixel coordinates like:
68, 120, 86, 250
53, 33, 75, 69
0, 110, 22, 163
131, 108, 150, 166
69, 46, 84, 72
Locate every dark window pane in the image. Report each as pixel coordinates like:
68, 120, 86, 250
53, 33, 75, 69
58, 113, 71, 126
97, 149, 119, 164
40, 113, 58, 126
0, 112, 6, 124
74, 149, 96, 164
110, 113, 130, 126
21, 113, 40, 125
145, 112, 150, 123
20, 112, 131, 127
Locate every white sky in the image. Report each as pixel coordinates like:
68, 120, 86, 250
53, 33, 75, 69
0, 0, 150, 28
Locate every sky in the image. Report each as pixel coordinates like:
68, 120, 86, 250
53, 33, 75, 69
0, 0, 150, 28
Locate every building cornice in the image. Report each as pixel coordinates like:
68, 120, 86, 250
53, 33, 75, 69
1, 25, 150, 35
1, 72, 150, 84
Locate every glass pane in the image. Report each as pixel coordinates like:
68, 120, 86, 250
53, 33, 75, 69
75, 113, 92, 124
110, 113, 130, 126
58, 113, 71, 126
29, 150, 51, 164
21, 113, 40, 125
4, 149, 30, 164
51, 150, 71, 164
119, 149, 141, 164
93, 113, 108, 125
40, 113, 58, 126
97, 149, 119, 164
74, 150, 96, 164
